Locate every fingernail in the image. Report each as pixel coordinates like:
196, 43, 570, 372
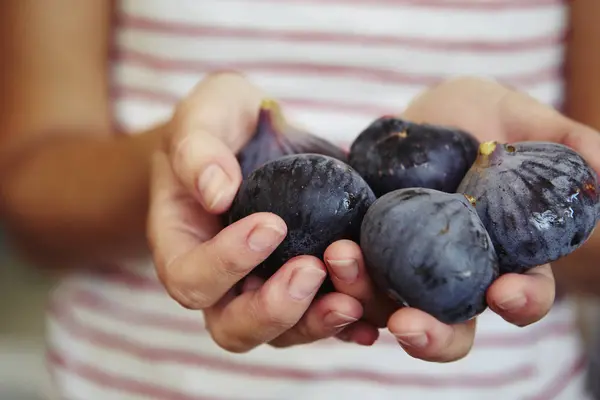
198, 164, 229, 209
247, 224, 286, 252
323, 311, 358, 328
497, 295, 527, 311
288, 266, 326, 300
394, 332, 428, 348
327, 259, 359, 283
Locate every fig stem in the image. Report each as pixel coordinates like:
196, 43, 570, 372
260, 98, 280, 111
464, 194, 477, 207
479, 141, 498, 156
260, 98, 287, 134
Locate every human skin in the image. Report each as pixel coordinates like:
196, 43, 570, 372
0, 0, 599, 362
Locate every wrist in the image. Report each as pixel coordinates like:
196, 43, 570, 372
124, 122, 169, 165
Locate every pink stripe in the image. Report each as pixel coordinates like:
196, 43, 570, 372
64, 283, 576, 349
48, 350, 233, 400
119, 14, 565, 52
526, 355, 587, 400
87, 267, 165, 291
112, 85, 398, 116
48, 301, 537, 388
69, 288, 205, 332
114, 48, 561, 87
213, 0, 564, 10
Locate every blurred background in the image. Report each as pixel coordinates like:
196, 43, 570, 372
0, 229, 56, 399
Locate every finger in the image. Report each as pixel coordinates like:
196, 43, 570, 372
148, 149, 221, 270
335, 321, 381, 346
154, 209, 287, 310
401, 77, 509, 142
150, 149, 276, 310
497, 86, 600, 174
172, 131, 243, 214
169, 72, 265, 213
404, 76, 600, 174
239, 277, 372, 348
204, 255, 327, 353
324, 240, 397, 327
388, 307, 476, 363
175, 71, 266, 151
486, 264, 555, 327
268, 292, 363, 348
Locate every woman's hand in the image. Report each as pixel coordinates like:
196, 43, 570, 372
146, 72, 376, 353
327, 77, 600, 362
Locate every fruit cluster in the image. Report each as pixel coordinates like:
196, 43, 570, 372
226, 100, 600, 324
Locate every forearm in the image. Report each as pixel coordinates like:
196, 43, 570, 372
0, 125, 165, 269
553, 0, 600, 295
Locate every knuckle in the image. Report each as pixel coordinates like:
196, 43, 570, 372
161, 266, 214, 310
252, 288, 296, 330
210, 252, 249, 282
170, 134, 195, 176
168, 285, 214, 310
293, 320, 311, 339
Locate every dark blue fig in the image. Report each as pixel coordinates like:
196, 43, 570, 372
228, 154, 376, 286
348, 116, 479, 197
237, 99, 347, 179
360, 187, 499, 324
457, 141, 599, 274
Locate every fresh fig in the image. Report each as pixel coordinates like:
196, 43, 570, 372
228, 153, 376, 285
348, 116, 480, 197
237, 99, 347, 179
457, 141, 599, 274
360, 187, 499, 324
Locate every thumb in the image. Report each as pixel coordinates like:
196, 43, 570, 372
498, 87, 600, 175
168, 72, 265, 214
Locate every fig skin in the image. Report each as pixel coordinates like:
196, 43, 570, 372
457, 141, 599, 274
348, 116, 480, 197
237, 99, 347, 179
228, 153, 376, 285
360, 187, 499, 324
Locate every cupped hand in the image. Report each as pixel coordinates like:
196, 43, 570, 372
146, 72, 368, 353
327, 77, 600, 362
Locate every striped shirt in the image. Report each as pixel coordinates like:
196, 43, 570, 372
46, 0, 595, 399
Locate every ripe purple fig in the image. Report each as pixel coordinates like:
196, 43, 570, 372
348, 116, 479, 197
228, 153, 376, 288
237, 99, 347, 179
360, 187, 499, 324
457, 141, 599, 273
